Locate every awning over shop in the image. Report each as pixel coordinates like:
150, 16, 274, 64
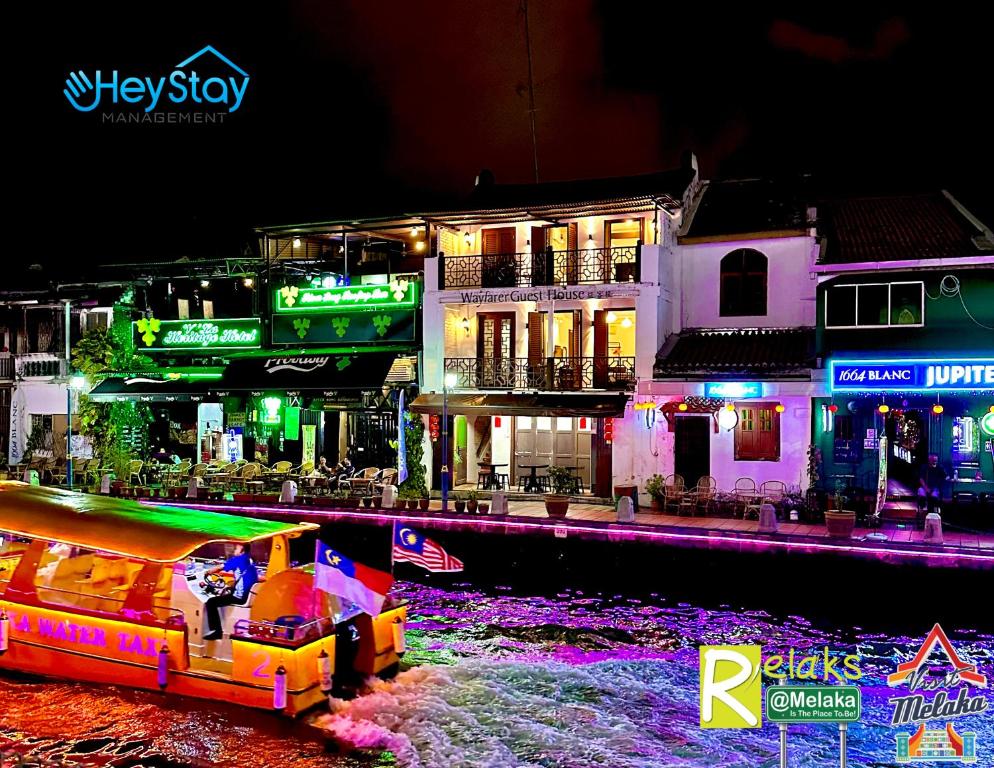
87, 376, 211, 403
214, 352, 397, 395
410, 392, 629, 418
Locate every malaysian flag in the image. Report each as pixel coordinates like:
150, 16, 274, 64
392, 523, 464, 572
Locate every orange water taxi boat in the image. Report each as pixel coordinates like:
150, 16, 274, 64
0, 482, 406, 714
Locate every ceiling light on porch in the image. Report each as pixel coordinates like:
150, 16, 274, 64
410, 227, 419, 238
200, 279, 210, 288
415, 240, 426, 252
464, 232, 472, 247
620, 317, 633, 329
242, 278, 254, 288
606, 312, 617, 324
292, 237, 301, 248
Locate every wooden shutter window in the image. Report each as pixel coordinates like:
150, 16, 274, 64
734, 402, 780, 461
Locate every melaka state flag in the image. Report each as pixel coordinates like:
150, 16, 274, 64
314, 541, 394, 616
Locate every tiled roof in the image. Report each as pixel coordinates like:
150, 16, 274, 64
654, 328, 814, 379
818, 192, 993, 264
680, 178, 811, 241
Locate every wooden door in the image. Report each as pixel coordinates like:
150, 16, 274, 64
482, 227, 517, 287
477, 312, 516, 388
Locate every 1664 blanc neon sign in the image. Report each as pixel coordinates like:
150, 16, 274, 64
831, 358, 994, 392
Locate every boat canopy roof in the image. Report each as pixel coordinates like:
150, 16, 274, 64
0, 483, 318, 563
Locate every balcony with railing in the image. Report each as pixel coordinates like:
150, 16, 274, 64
439, 245, 641, 290
0, 356, 13, 380
444, 356, 636, 391
15, 355, 66, 378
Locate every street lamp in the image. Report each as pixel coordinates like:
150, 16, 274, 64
66, 375, 86, 489
442, 373, 458, 512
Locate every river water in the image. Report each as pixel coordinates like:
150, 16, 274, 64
2, 579, 992, 768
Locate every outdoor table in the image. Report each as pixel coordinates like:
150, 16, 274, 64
518, 463, 549, 493
477, 462, 508, 490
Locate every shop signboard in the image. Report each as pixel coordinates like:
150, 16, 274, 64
274, 279, 418, 313
271, 308, 416, 345
831, 358, 994, 392
704, 382, 763, 399
134, 318, 261, 351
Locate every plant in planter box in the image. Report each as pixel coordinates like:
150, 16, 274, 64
544, 466, 574, 519
465, 489, 479, 513
644, 474, 666, 510
825, 488, 856, 538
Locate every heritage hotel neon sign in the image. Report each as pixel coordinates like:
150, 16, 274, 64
134, 318, 261, 350
831, 358, 994, 392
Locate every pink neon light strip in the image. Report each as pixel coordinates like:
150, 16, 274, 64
143, 501, 994, 564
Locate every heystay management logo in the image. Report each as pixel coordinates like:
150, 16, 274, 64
63, 45, 249, 123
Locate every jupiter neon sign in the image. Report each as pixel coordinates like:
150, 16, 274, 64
831, 358, 994, 392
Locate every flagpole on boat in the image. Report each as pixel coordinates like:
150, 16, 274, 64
390, 521, 397, 575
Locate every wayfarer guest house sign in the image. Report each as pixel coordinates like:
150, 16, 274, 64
444, 285, 638, 304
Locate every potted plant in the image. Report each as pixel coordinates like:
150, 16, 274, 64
825, 490, 856, 538
329, 489, 351, 508
478, 499, 490, 514
362, 495, 374, 509
544, 466, 573, 519
644, 474, 666, 511
372, 494, 383, 508
419, 495, 431, 511
465, 490, 479, 514
453, 493, 466, 514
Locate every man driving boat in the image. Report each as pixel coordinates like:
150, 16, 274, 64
202, 544, 258, 641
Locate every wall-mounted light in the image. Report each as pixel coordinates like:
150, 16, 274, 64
620, 317, 633, 329
932, 404, 944, 415
775, 404, 786, 413
461, 316, 470, 336
415, 240, 426, 252
242, 278, 254, 288
200, 279, 210, 288
464, 232, 472, 248
725, 403, 735, 411
410, 227, 419, 238
878, 404, 890, 414
718, 407, 739, 431
988, 405, 994, 414
292, 237, 301, 248
677, 402, 688, 412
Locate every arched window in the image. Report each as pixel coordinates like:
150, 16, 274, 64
720, 249, 768, 316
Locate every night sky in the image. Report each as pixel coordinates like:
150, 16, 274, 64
19, 2, 994, 274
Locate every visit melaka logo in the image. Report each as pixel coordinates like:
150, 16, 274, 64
888, 624, 987, 764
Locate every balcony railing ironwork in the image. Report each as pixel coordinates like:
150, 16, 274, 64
444, 356, 636, 391
16, 356, 65, 378
439, 245, 640, 290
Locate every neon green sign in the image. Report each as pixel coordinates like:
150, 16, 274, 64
981, 410, 994, 437
134, 317, 261, 350
274, 279, 418, 313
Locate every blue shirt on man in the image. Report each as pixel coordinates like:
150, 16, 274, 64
223, 551, 258, 601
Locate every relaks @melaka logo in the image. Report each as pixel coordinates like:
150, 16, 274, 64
888, 623, 987, 764
63, 45, 249, 123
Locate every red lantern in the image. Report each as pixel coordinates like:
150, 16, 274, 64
429, 414, 441, 442
603, 417, 614, 445
494, 416, 502, 428
828, 404, 839, 413
579, 417, 587, 429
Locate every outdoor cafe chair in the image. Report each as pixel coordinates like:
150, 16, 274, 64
350, 467, 379, 496
128, 460, 144, 486
733, 477, 758, 517
374, 468, 398, 494
678, 476, 717, 516
663, 474, 685, 512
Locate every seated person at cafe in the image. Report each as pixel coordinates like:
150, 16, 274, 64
202, 544, 259, 641
918, 454, 948, 513
316, 456, 335, 477
334, 455, 354, 475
